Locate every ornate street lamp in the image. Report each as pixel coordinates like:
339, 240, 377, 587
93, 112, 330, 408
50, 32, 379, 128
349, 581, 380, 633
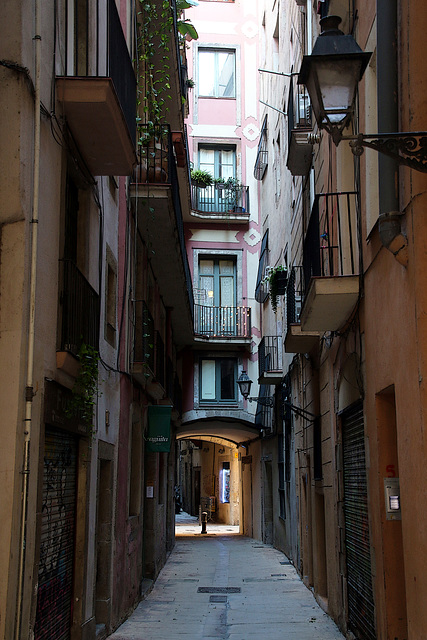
236, 370, 274, 406
298, 15, 427, 172
236, 370, 252, 400
298, 15, 371, 145
237, 371, 317, 419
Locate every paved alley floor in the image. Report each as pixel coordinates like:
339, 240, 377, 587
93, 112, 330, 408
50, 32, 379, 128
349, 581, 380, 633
108, 514, 344, 640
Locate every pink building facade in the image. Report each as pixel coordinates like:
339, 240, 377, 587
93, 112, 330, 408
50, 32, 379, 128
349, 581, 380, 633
178, 0, 265, 530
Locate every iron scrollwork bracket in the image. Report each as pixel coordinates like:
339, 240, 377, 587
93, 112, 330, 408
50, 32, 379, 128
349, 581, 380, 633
344, 132, 427, 173
248, 396, 274, 407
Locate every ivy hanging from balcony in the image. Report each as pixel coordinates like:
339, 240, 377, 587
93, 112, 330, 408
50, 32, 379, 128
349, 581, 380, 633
137, 0, 198, 138
265, 266, 288, 313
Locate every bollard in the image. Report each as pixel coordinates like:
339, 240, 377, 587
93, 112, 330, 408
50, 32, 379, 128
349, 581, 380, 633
201, 511, 207, 534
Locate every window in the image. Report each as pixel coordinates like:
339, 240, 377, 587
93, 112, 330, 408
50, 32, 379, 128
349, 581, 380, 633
105, 246, 117, 347
198, 49, 236, 98
129, 415, 142, 516
197, 257, 237, 336
278, 433, 285, 519
199, 257, 236, 308
200, 358, 237, 404
255, 230, 269, 303
254, 116, 268, 180
199, 145, 235, 181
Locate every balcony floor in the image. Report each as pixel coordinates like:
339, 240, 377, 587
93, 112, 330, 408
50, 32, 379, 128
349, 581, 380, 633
300, 276, 360, 332
57, 77, 136, 176
284, 324, 320, 353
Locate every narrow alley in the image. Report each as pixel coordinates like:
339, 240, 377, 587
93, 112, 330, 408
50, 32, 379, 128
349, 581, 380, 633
108, 514, 343, 640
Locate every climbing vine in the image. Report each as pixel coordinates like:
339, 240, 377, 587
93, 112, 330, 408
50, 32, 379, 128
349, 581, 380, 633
66, 343, 100, 428
137, 0, 198, 138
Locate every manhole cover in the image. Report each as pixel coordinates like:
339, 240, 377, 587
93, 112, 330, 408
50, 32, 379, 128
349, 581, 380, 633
209, 595, 228, 603
198, 587, 241, 594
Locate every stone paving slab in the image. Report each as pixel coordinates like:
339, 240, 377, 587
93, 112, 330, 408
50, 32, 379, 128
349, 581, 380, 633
108, 531, 344, 640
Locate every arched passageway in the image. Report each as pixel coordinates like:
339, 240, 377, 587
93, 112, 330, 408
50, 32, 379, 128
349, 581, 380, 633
175, 418, 261, 535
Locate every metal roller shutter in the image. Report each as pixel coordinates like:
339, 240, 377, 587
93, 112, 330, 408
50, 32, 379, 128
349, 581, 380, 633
34, 427, 77, 640
342, 402, 376, 640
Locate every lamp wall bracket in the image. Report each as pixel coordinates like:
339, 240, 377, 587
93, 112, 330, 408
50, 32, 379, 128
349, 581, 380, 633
343, 132, 427, 173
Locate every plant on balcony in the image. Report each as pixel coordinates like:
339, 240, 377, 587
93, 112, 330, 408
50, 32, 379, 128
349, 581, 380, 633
223, 177, 246, 212
137, 0, 198, 135
266, 266, 288, 313
191, 169, 213, 188
66, 343, 100, 429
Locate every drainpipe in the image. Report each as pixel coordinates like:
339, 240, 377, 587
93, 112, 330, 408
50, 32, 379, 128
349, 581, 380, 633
15, 0, 41, 635
377, 0, 407, 265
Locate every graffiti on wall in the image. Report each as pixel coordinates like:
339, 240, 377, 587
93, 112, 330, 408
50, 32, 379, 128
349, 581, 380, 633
34, 429, 76, 640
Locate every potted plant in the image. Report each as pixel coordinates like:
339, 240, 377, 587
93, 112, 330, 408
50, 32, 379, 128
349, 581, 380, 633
213, 176, 227, 191
135, 125, 169, 183
223, 177, 245, 212
191, 169, 213, 188
266, 266, 288, 313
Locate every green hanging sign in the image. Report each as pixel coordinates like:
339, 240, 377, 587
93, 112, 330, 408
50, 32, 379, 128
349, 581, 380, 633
146, 406, 172, 452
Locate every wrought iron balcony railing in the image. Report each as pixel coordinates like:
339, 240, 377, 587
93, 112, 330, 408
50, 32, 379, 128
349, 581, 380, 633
258, 336, 283, 378
132, 124, 194, 322
286, 266, 304, 328
58, 0, 136, 147
191, 184, 250, 215
303, 191, 360, 291
132, 300, 155, 373
194, 305, 251, 338
255, 385, 274, 433
155, 331, 165, 388
59, 259, 100, 356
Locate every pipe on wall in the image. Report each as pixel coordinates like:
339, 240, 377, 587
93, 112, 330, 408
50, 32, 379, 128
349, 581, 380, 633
376, 0, 408, 263
15, 0, 42, 635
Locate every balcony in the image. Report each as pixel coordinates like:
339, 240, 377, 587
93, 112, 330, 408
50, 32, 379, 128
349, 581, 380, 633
190, 184, 250, 222
194, 305, 251, 344
56, 0, 136, 176
129, 125, 194, 345
57, 259, 100, 376
255, 386, 274, 435
258, 337, 283, 385
254, 116, 268, 180
300, 192, 360, 332
286, 82, 314, 176
130, 301, 167, 398
284, 266, 320, 353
